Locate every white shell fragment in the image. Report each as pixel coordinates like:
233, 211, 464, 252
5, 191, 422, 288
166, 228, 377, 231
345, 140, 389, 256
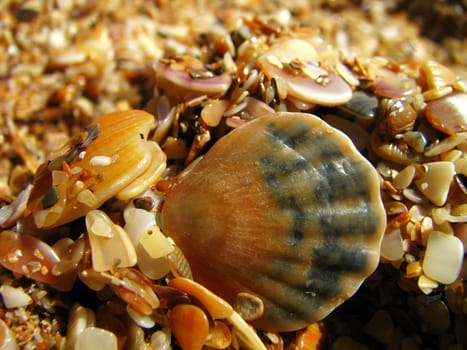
86, 210, 137, 272
418, 274, 439, 295
74, 327, 118, 350
0, 185, 32, 229
415, 162, 455, 206
0, 318, 19, 350
124, 207, 157, 245
126, 305, 156, 329
66, 303, 96, 350
380, 229, 404, 262
139, 224, 174, 259
0, 285, 32, 309
422, 231, 464, 285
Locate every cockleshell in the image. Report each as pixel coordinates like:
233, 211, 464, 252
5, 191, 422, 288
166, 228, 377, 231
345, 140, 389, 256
161, 112, 386, 332
26, 110, 166, 229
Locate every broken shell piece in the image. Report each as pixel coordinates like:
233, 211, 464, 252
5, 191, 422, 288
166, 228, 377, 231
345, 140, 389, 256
161, 112, 386, 332
110, 268, 160, 315
169, 277, 233, 320
0, 230, 61, 286
66, 303, 96, 350
0, 285, 32, 309
233, 292, 264, 322
425, 92, 467, 135
257, 39, 352, 106
126, 305, 156, 329
392, 165, 415, 190
380, 229, 404, 262
415, 162, 455, 206
373, 70, 417, 98
169, 304, 210, 350
154, 59, 232, 103
201, 100, 229, 127
228, 311, 267, 350
418, 274, 439, 295
86, 210, 137, 272
294, 323, 324, 350
0, 318, 19, 350
74, 327, 118, 350
0, 184, 32, 229
28, 110, 162, 229
205, 321, 232, 349
422, 231, 464, 285
420, 60, 458, 90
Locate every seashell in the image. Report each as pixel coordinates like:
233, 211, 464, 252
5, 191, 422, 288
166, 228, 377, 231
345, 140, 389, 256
86, 210, 137, 272
425, 92, 467, 135
109, 268, 160, 315
338, 90, 379, 123
257, 39, 352, 106
0, 285, 32, 309
233, 292, 264, 322
168, 277, 233, 320
66, 303, 96, 350
370, 123, 427, 165
74, 327, 118, 350
415, 161, 455, 206
422, 231, 464, 285
372, 69, 417, 98
161, 112, 386, 332
0, 230, 65, 287
205, 321, 232, 349
294, 323, 324, 350
27, 110, 166, 230
154, 58, 232, 104
0, 318, 19, 350
419, 60, 458, 91
228, 310, 266, 350
385, 99, 417, 137
169, 304, 210, 350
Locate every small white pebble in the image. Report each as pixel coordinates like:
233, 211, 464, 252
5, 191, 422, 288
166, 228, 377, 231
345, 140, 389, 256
422, 231, 464, 285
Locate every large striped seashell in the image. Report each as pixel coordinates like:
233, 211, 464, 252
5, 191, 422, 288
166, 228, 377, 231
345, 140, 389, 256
161, 112, 386, 332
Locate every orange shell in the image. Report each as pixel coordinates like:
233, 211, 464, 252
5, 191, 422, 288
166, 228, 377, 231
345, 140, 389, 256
161, 112, 386, 332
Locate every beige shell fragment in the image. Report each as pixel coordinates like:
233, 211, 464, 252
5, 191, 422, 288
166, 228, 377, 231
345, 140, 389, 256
415, 162, 455, 206
422, 231, 464, 285
86, 210, 137, 272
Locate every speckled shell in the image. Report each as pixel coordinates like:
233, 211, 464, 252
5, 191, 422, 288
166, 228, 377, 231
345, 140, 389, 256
161, 112, 386, 332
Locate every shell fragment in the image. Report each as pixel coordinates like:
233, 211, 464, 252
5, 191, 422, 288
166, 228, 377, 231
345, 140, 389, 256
415, 162, 455, 206
422, 231, 464, 285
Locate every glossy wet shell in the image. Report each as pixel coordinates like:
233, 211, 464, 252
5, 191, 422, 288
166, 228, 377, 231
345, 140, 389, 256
161, 112, 386, 332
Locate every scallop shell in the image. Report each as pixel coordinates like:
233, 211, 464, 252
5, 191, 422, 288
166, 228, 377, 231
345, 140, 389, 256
161, 112, 386, 332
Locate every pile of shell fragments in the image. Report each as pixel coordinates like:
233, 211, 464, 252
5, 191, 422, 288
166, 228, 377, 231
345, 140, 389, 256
0, 1, 465, 349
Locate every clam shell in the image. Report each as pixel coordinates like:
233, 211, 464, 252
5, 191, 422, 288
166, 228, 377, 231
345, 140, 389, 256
161, 112, 386, 332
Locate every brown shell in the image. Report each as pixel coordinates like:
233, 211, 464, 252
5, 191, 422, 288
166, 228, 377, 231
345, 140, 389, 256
161, 112, 386, 332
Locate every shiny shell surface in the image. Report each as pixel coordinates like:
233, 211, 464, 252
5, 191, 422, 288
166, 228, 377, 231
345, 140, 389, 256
161, 112, 386, 332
